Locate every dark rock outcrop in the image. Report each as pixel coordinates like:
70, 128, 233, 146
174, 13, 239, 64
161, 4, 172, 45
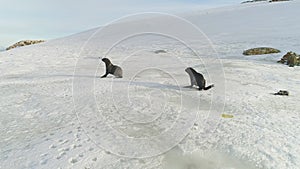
274, 90, 289, 96
241, 0, 267, 4
241, 0, 289, 3
277, 51, 300, 67
269, 0, 290, 2
243, 47, 281, 55
154, 50, 167, 54
6, 40, 45, 50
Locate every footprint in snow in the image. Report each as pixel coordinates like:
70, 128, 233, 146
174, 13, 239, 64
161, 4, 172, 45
56, 152, 66, 159
59, 139, 69, 145
40, 153, 48, 157
71, 144, 82, 149
49, 144, 56, 149
58, 147, 70, 152
69, 157, 78, 164
40, 159, 48, 165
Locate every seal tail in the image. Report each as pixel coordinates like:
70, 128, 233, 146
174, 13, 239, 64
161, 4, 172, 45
203, 84, 214, 90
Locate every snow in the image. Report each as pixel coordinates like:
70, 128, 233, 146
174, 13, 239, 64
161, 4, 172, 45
1, 1, 300, 169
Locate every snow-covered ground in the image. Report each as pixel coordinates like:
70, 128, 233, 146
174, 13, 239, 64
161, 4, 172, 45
1, 1, 300, 169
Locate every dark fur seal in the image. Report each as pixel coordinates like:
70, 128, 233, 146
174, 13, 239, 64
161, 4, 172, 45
185, 67, 214, 90
101, 58, 123, 78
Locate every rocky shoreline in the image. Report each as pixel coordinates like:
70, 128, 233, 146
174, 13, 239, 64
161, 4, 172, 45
6, 40, 45, 51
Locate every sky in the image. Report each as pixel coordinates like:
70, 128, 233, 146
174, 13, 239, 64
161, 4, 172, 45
0, 0, 242, 48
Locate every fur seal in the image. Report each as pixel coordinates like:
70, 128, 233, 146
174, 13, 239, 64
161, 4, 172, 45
185, 67, 214, 90
101, 58, 123, 78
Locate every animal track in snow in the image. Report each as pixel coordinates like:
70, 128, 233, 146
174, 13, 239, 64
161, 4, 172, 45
40, 159, 48, 165
69, 157, 78, 164
49, 144, 56, 149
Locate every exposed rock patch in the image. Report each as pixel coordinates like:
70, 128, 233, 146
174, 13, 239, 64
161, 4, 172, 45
269, 0, 290, 2
274, 90, 289, 96
6, 40, 45, 50
241, 0, 289, 3
241, 0, 267, 4
243, 47, 281, 55
154, 49, 167, 54
277, 51, 300, 67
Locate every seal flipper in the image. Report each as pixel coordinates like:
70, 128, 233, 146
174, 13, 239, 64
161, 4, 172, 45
185, 67, 197, 87
101, 73, 108, 78
204, 84, 214, 90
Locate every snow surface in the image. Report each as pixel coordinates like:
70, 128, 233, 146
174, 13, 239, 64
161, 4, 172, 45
0, 1, 300, 169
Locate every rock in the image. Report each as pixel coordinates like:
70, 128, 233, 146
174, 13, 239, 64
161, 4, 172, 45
277, 51, 293, 63
274, 90, 289, 96
69, 157, 78, 164
243, 47, 281, 55
287, 55, 298, 67
241, 0, 267, 4
277, 51, 300, 67
154, 49, 167, 54
6, 40, 45, 50
242, 0, 289, 3
269, 0, 290, 2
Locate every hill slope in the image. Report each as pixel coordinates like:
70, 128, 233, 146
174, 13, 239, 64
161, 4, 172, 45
0, 1, 299, 169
